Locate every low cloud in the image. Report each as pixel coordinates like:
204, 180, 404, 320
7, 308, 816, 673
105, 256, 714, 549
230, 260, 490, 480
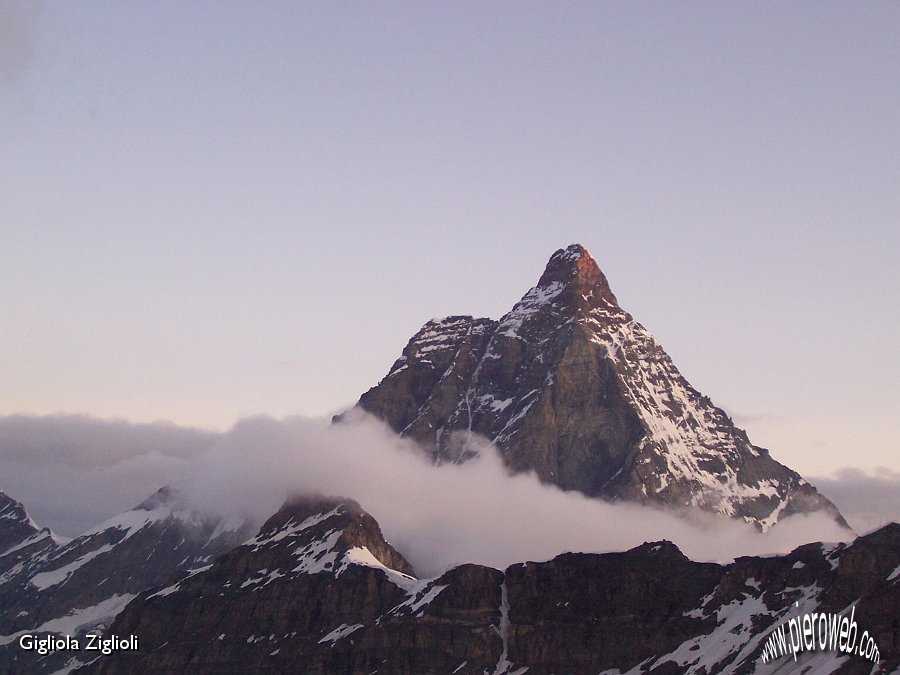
179, 412, 853, 576
0, 414, 217, 466
808, 467, 900, 535
718, 403, 778, 429
1, 413, 866, 577
0, 414, 215, 535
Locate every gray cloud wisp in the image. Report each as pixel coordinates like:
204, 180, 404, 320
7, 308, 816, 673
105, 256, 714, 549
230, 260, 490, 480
0, 0, 41, 83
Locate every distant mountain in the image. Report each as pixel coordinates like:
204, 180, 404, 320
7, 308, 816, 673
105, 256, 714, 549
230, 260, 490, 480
0, 491, 59, 578
80, 497, 900, 674
0, 487, 252, 674
352, 244, 846, 530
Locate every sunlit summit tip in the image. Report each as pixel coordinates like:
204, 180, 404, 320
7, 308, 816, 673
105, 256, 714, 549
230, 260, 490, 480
537, 243, 618, 306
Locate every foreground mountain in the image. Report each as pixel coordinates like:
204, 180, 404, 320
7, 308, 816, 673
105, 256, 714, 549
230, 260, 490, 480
83, 495, 505, 674
351, 244, 845, 530
0, 487, 252, 674
80, 497, 899, 674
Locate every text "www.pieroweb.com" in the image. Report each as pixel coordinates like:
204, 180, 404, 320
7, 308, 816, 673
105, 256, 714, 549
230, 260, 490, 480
759, 604, 879, 665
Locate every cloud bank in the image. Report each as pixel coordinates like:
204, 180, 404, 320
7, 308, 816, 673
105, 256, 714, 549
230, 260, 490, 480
2, 413, 883, 577
808, 467, 900, 535
178, 412, 854, 576
0, 414, 215, 535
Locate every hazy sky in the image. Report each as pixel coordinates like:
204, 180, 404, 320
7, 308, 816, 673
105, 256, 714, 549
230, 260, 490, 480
2, 2, 897, 477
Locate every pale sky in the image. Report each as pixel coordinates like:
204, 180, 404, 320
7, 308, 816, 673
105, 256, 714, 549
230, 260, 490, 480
1, 1, 897, 477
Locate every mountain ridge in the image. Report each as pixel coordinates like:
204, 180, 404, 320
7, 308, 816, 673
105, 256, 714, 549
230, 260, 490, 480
78, 497, 900, 674
0, 486, 252, 674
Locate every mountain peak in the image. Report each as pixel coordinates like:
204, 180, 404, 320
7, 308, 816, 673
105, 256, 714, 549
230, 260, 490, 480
537, 244, 618, 307
354, 245, 847, 530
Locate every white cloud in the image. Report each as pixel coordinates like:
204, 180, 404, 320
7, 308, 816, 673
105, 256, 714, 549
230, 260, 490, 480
179, 411, 854, 576
1, 412, 863, 577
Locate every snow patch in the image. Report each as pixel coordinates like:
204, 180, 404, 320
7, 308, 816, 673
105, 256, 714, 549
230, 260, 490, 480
251, 506, 344, 548
291, 529, 343, 574
239, 568, 286, 590
338, 546, 418, 590
387, 580, 448, 616
318, 623, 363, 645
30, 544, 115, 590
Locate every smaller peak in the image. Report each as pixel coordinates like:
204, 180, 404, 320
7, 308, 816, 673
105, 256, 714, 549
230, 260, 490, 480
537, 244, 618, 306
136, 485, 184, 511
629, 540, 687, 559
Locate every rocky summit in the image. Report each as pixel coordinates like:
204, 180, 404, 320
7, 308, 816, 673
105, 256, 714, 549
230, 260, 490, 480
354, 244, 846, 530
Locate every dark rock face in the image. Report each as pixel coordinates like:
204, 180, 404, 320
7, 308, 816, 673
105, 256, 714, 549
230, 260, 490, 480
354, 244, 846, 530
354, 315, 499, 463
79, 500, 900, 675
0, 487, 252, 674
504, 543, 722, 672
